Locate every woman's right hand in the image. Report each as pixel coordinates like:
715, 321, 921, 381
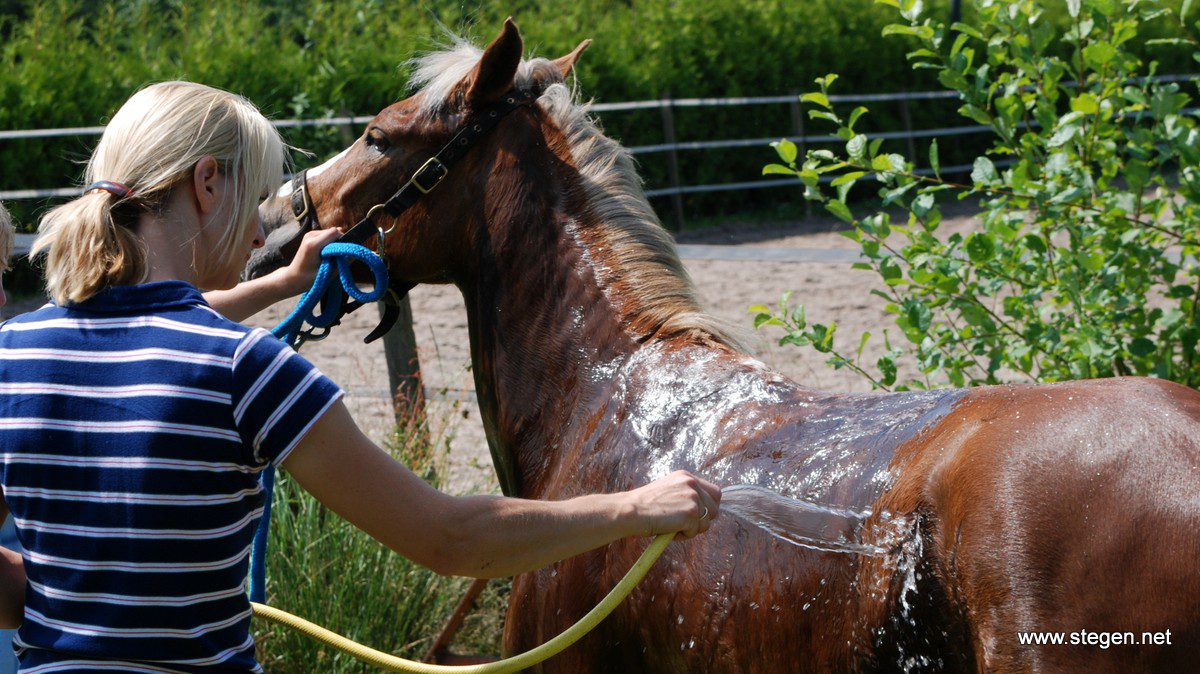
624, 470, 722, 539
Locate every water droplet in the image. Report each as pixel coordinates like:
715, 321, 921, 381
676, 614, 684, 625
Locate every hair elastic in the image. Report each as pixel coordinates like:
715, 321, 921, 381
84, 181, 133, 199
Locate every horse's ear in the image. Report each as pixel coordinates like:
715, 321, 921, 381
553, 39, 591, 78
467, 18, 524, 107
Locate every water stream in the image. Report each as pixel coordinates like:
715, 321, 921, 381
720, 484, 888, 557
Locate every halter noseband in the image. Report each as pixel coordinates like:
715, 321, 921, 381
287, 88, 536, 344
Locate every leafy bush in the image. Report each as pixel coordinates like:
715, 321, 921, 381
756, 0, 1200, 390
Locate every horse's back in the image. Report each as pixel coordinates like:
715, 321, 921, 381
896, 377, 1200, 671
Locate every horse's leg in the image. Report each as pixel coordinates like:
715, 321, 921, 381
921, 379, 1200, 672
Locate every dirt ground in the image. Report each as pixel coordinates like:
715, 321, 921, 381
1, 203, 983, 495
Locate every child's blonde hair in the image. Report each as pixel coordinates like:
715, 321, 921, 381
33, 81, 285, 304
0, 201, 12, 271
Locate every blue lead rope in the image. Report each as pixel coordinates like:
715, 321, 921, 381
248, 242, 389, 604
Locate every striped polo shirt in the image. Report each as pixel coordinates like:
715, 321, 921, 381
0, 281, 343, 673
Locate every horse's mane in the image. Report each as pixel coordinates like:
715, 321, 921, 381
408, 41, 750, 353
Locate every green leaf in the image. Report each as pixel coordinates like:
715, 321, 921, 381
871, 154, 895, 171
858, 332, 872, 359
880, 257, 903, 284
905, 300, 932, 331
847, 134, 868, 161
882, 24, 932, 39
1125, 159, 1149, 191
929, 138, 941, 179
1070, 93, 1100, 114
1023, 233, 1048, 254
959, 104, 992, 125
847, 106, 869, 130
971, 157, 998, 186
772, 138, 798, 163
1129, 337, 1157, 357
1183, 0, 1196, 24
875, 0, 900, 6
1067, 0, 1082, 18
1083, 42, 1118, 68
965, 232, 996, 262
1048, 124, 1079, 147
877, 355, 898, 386
950, 22, 984, 40
831, 171, 867, 186
763, 164, 796, 176
900, 0, 923, 21
801, 92, 830, 108
814, 74, 839, 88
825, 200, 854, 223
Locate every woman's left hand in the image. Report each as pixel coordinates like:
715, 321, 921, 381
281, 227, 344, 296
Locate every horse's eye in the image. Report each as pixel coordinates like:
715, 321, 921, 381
364, 128, 390, 153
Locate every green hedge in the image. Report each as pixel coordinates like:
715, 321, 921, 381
1, 0, 1194, 228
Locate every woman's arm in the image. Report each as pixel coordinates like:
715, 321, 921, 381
205, 228, 343, 322
281, 401, 721, 578
0, 501, 24, 629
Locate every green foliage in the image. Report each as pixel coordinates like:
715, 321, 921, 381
757, 0, 1200, 390
0, 0, 926, 227
4, 0, 1194, 231
255, 423, 485, 670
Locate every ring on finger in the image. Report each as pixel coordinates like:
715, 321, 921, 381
700, 506, 710, 520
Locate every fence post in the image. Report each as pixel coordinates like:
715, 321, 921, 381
338, 108, 357, 147
789, 90, 812, 219
659, 93, 686, 232
378, 298, 427, 439
899, 98, 918, 164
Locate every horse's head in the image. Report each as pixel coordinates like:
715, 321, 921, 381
246, 19, 590, 285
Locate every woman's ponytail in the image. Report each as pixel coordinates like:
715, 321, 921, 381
33, 190, 147, 305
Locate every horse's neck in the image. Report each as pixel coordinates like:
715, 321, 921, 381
458, 163, 639, 496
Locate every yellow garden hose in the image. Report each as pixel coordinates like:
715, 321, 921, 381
250, 532, 675, 673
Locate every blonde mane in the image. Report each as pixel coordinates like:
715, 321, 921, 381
409, 41, 750, 353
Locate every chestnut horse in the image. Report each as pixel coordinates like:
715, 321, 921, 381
247, 21, 1200, 672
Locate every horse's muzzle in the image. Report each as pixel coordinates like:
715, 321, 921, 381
244, 197, 307, 281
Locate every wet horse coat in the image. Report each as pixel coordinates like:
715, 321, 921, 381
248, 21, 1200, 672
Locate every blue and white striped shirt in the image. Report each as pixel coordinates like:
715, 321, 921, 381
0, 281, 343, 673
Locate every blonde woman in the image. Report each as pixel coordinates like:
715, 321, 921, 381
0, 82, 720, 672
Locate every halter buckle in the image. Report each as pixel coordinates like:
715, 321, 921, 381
410, 157, 448, 194
292, 183, 311, 222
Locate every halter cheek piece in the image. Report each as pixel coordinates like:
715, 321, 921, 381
288, 88, 536, 345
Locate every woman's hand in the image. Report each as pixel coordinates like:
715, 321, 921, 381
623, 470, 722, 539
278, 227, 344, 296
203, 227, 344, 322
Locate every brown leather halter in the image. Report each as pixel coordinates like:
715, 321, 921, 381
287, 88, 537, 344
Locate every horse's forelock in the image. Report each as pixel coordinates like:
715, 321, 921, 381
409, 41, 568, 117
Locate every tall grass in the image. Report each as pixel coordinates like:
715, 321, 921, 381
253, 416, 494, 671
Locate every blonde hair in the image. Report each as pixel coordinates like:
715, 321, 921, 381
32, 81, 285, 305
0, 201, 12, 271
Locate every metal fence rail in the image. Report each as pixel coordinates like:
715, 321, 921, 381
3, 73, 1195, 208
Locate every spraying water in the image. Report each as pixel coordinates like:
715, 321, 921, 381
720, 484, 889, 556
